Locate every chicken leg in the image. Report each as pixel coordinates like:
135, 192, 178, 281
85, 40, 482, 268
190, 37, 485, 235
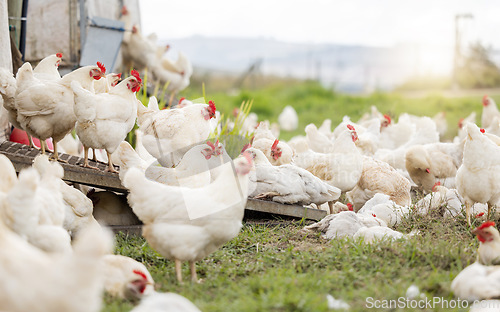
40, 140, 47, 155
466, 201, 472, 226
167, 91, 176, 109
82, 146, 99, 170
328, 201, 334, 214
106, 151, 118, 173
92, 148, 97, 162
488, 203, 492, 220
189, 261, 199, 283
49, 141, 67, 163
175, 259, 183, 283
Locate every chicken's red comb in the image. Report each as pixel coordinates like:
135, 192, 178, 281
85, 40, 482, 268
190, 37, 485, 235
133, 270, 148, 280
372, 213, 377, 217
478, 221, 496, 230
116, 73, 122, 79
271, 139, 279, 150
347, 203, 353, 211
480, 128, 485, 133
130, 69, 141, 83
208, 100, 216, 113
206, 140, 216, 150
458, 118, 464, 128
96, 62, 106, 74
384, 114, 391, 124
56, 53, 63, 58
432, 181, 441, 192
241, 143, 251, 153
178, 97, 185, 105
121, 5, 128, 15
346, 124, 355, 131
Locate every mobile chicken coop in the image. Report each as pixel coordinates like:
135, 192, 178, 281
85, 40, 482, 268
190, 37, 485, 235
8, 0, 141, 73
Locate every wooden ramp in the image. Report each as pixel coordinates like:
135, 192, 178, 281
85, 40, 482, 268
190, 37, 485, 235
0, 141, 327, 221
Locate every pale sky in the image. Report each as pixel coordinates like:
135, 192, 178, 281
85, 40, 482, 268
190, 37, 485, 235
140, 0, 499, 48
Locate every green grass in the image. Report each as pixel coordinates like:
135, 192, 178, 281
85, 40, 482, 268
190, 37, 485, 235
103, 210, 487, 312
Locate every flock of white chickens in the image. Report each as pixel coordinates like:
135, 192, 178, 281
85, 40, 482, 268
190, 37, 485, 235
3, 39, 500, 309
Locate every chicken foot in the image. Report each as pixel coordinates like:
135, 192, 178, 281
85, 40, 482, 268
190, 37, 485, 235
82, 146, 99, 170
105, 151, 118, 173
167, 91, 176, 109
190, 261, 200, 283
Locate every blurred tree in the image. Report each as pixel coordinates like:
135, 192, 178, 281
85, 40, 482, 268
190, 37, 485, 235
457, 42, 500, 88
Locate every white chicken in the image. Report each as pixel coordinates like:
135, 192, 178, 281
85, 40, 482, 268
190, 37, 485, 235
472, 221, 500, 266
347, 156, 411, 211
294, 125, 363, 193
252, 138, 294, 166
131, 292, 201, 312
405, 140, 464, 192
278, 105, 299, 131
102, 254, 155, 300
377, 113, 416, 150
482, 96, 500, 130
152, 52, 193, 106
15, 62, 105, 159
303, 211, 386, 240
246, 147, 341, 206
305, 123, 334, 153
71, 69, 141, 172
414, 183, 465, 218
451, 262, 500, 301
137, 96, 217, 167
123, 152, 253, 283
456, 122, 500, 225
32, 53, 63, 81
357, 193, 409, 227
